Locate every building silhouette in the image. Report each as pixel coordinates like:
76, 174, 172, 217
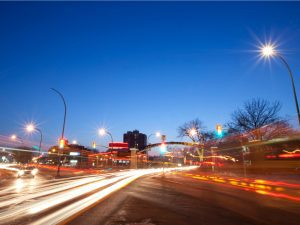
123, 130, 147, 150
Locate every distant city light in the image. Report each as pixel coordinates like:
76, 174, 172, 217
72, 140, 77, 144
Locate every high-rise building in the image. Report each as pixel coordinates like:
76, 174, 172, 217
123, 130, 147, 150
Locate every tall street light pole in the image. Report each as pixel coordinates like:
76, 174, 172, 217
260, 45, 300, 127
147, 133, 161, 143
51, 88, 67, 139
107, 131, 114, 158
147, 132, 161, 166
51, 88, 67, 177
277, 55, 300, 126
26, 124, 43, 154
99, 128, 114, 167
36, 128, 43, 154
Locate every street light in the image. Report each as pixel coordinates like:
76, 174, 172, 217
188, 128, 205, 163
260, 44, 275, 58
147, 132, 161, 143
11, 134, 17, 140
25, 123, 43, 154
26, 124, 35, 133
51, 88, 67, 177
146, 132, 161, 166
98, 128, 114, 167
189, 128, 197, 136
50, 88, 67, 139
11, 134, 24, 144
98, 128, 107, 136
259, 43, 300, 127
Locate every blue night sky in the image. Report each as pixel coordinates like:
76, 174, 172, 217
1, 2, 300, 149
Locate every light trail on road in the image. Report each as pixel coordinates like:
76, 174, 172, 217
179, 172, 300, 202
0, 166, 197, 225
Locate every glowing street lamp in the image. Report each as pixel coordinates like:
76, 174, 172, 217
259, 43, 300, 127
11, 134, 17, 140
189, 128, 197, 136
98, 128, 106, 136
98, 128, 113, 143
260, 44, 276, 58
188, 128, 205, 162
25, 123, 43, 154
72, 140, 77, 145
147, 131, 161, 143
26, 124, 35, 133
146, 131, 162, 165
10, 134, 24, 144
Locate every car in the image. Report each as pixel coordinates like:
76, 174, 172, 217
17, 166, 38, 178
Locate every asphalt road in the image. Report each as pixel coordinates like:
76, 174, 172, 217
0, 167, 195, 225
69, 171, 300, 225
0, 167, 299, 225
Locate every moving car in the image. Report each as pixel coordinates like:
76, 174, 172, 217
17, 166, 38, 178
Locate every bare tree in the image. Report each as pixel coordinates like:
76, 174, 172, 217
178, 119, 214, 163
257, 120, 296, 140
178, 118, 213, 143
227, 98, 282, 139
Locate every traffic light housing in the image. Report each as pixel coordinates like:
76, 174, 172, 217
160, 134, 167, 153
160, 142, 167, 153
216, 124, 223, 138
59, 138, 66, 149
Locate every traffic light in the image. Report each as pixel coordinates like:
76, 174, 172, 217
216, 124, 223, 138
159, 134, 167, 153
59, 138, 66, 149
160, 142, 167, 153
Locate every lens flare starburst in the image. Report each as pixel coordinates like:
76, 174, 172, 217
260, 44, 276, 58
